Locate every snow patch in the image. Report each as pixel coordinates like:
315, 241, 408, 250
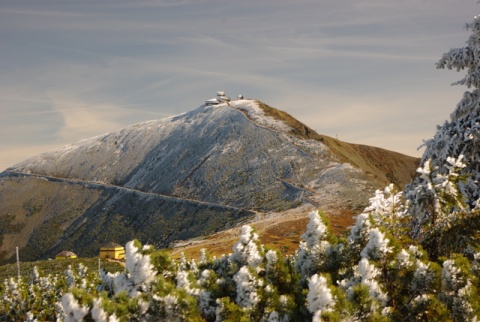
229, 100, 292, 133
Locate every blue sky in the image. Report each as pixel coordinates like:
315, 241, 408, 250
1, 0, 478, 170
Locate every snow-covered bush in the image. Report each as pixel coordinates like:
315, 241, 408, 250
295, 210, 345, 284
360, 228, 392, 261
58, 293, 89, 322
440, 255, 480, 321
233, 266, 262, 309
100, 240, 156, 297
1, 200, 480, 321
230, 225, 264, 269
306, 274, 336, 321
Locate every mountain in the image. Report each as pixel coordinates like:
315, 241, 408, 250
0, 99, 419, 263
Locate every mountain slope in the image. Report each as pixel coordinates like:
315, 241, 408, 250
253, 100, 418, 187
0, 99, 418, 263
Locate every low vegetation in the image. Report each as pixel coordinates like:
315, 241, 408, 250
1, 186, 480, 321
0, 258, 123, 282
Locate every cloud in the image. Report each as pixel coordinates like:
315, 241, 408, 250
46, 92, 133, 142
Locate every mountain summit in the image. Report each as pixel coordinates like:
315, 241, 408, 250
0, 98, 418, 263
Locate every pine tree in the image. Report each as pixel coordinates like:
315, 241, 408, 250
406, 14, 480, 258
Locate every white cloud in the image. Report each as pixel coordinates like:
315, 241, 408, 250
46, 93, 124, 142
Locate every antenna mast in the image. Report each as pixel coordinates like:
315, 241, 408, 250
16, 246, 20, 279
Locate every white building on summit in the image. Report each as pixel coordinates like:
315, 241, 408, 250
204, 91, 233, 105
204, 98, 220, 105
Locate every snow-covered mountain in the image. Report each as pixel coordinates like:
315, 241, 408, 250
0, 99, 418, 263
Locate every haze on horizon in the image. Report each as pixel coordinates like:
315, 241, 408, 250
1, 0, 477, 170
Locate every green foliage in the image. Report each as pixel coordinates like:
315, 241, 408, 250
422, 208, 480, 260
2, 172, 480, 321
1, 201, 480, 321
348, 284, 387, 321
215, 297, 249, 322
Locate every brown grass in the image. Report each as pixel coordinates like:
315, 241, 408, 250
169, 206, 356, 260
255, 100, 420, 189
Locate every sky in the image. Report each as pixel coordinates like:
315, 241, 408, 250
1, 0, 478, 171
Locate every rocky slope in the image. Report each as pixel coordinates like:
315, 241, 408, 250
0, 99, 419, 263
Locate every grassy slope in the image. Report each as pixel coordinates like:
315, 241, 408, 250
0, 175, 103, 264
255, 100, 420, 189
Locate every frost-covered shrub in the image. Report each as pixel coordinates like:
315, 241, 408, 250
233, 266, 263, 309
440, 255, 480, 321
58, 293, 89, 322
306, 274, 335, 320
358, 258, 387, 306
365, 184, 407, 233
265, 250, 278, 274
123, 240, 156, 294
101, 240, 156, 297
176, 269, 198, 296
349, 185, 406, 253
295, 211, 343, 282
215, 296, 249, 322
301, 211, 329, 250
360, 228, 392, 261
408, 157, 467, 238
339, 258, 389, 319
230, 225, 264, 269
91, 297, 120, 322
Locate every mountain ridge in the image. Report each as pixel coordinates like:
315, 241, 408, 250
0, 99, 419, 263
250, 100, 419, 187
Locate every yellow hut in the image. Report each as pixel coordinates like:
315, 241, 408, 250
55, 250, 77, 260
99, 242, 125, 260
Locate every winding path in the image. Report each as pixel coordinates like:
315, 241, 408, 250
4, 170, 258, 215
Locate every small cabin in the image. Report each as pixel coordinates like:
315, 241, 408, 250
55, 250, 77, 260
99, 242, 125, 260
